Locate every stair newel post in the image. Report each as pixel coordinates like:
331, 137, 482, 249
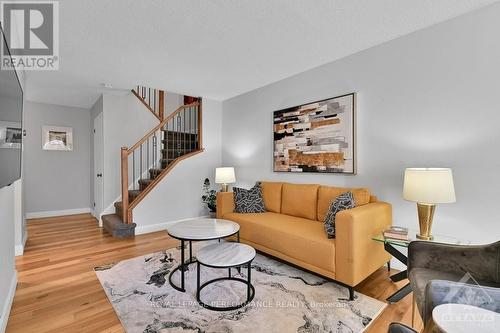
158, 90, 165, 121
121, 147, 129, 224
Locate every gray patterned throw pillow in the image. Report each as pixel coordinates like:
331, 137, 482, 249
233, 183, 266, 213
324, 192, 355, 238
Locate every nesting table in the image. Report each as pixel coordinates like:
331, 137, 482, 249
433, 303, 500, 333
167, 218, 241, 292
196, 242, 256, 311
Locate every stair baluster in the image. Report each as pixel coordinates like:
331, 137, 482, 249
119, 100, 202, 224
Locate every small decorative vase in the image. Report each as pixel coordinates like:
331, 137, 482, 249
209, 211, 216, 218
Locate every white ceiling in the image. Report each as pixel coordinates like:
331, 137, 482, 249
24, 0, 498, 108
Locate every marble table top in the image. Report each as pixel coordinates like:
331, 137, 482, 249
197, 242, 256, 268
433, 303, 500, 333
167, 218, 240, 240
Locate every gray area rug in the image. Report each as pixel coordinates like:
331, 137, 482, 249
95, 241, 386, 333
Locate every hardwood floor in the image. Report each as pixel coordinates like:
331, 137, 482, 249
7, 213, 422, 332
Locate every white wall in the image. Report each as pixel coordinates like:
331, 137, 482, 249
0, 183, 17, 332
101, 92, 159, 214
0, 26, 24, 330
222, 3, 500, 246
133, 99, 222, 232
24, 102, 91, 216
164, 92, 183, 116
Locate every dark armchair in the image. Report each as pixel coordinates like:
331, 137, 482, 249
408, 240, 500, 325
388, 323, 417, 333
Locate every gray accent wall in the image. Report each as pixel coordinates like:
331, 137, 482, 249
24, 102, 91, 214
222, 3, 500, 245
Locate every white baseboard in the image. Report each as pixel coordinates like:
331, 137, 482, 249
14, 232, 27, 256
26, 207, 91, 219
0, 271, 17, 333
135, 215, 210, 235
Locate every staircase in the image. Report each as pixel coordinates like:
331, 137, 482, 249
102, 86, 203, 237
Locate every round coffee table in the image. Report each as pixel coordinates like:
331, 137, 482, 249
167, 218, 240, 292
433, 303, 500, 333
196, 242, 256, 311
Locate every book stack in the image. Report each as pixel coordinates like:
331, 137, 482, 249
383, 226, 409, 241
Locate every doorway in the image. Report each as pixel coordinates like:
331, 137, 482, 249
93, 112, 104, 222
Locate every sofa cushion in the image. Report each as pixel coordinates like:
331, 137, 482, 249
324, 192, 355, 238
281, 183, 319, 220
224, 212, 335, 273
317, 186, 371, 222
260, 181, 283, 213
233, 183, 266, 213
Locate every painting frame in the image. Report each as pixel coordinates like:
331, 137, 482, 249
42, 125, 73, 151
273, 93, 356, 175
0, 121, 22, 149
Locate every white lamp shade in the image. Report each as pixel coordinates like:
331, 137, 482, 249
215, 167, 236, 184
403, 168, 456, 204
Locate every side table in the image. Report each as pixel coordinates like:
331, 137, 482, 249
372, 230, 469, 303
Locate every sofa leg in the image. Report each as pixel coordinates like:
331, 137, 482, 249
348, 286, 354, 301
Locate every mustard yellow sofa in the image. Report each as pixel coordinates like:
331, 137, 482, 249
216, 181, 392, 299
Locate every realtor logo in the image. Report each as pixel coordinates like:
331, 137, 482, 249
1, 1, 59, 70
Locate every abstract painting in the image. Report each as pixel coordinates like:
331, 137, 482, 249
273, 93, 356, 174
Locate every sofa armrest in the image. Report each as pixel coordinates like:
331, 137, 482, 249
335, 202, 392, 286
216, 192, 235, 219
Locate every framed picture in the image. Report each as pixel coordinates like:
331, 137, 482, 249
0, 121, 22, 149
273, 93, 356, 174
42, 126, 73, 151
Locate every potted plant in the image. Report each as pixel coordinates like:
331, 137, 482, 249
202, 178, 217, 217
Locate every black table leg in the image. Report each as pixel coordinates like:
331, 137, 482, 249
181, 240, 185, 290
390, 270, 408, 282
247, 262, 252, 300
383, 242, 412, 303
196, 261, 201, 300
387, 283, 412, 304
189, 241, 193, 263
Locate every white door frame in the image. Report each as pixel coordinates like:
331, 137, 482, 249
93, 112, 104, 225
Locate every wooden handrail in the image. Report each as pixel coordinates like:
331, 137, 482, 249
128, 149, 205, 214
120, 100, 202, 224
127, 102, 200, 154
131, 89, 162, 121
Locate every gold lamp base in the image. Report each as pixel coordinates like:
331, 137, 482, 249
220, 184, 229, 192
416, 203, 436, 240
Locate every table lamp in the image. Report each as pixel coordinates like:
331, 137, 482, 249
215, 167, 235, 192
403, 168, 456, 240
